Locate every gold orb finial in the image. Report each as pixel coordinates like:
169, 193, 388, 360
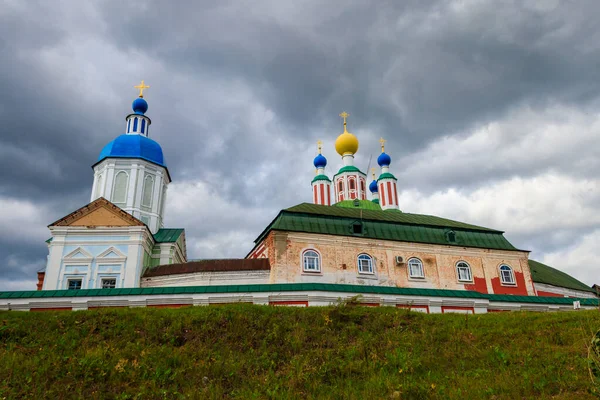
134, 80, 150, 98
379, 137, 386, 153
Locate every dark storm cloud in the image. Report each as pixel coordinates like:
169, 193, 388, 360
93, 0, 600, 192
1, 0, 599, 287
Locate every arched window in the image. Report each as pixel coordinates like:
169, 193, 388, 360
499, 264, 516, 285
112, 171, 128, 204
133, 117, 138, 132
338, 181, 343, 191
127, 119, 131, 133
456, 261, 472, 282
141, 119, 146, 134
349, 179, 355, 190
303, 249, 320, 272
408, 257, 425, 278
360, 180, 365, 192
142, 174, 154, 208
357, 254, 374, 274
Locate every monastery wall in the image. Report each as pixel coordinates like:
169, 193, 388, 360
262, 231, 535, 296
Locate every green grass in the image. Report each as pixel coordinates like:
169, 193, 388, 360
1, 305, 599, 399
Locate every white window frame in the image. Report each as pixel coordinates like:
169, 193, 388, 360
456, 261, 472, 282
112, 170, 129, 204
408, 257, 425, 279
142, 174, 155, 208
499, 264, 516, 285
302, 249, 321, 273
357, 254, 374, 275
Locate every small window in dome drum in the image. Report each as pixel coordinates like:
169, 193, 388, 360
133, 118, 138, 132
141, 119, 146, 134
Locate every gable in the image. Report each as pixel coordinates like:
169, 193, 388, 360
68, 207, 135, 227
97, 247, 127, 259
49, 197, 144, 228
64, 247, 93, 260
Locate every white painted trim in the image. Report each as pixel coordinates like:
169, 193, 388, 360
97, 246, 127, 260
301, 248, 322, 273
455, 260, 473, 283
63, 247, 93, 262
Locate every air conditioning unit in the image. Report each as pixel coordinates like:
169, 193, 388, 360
395, 256, 404, 265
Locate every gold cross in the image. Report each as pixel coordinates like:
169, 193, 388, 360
371, 167, 376, 179
134, 80, 150, 98
379, 137, 386, 152
339, 111, 349, 133
317, 140, 323, 154
339, 111, 349, 124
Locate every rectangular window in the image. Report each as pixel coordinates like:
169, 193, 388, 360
358, 258, 373, 274
303, 255, 320, 272
408, 260, 425, 278
500, 269, 515, 284
457, 266, 472, 281
67, 279, 82, 290
101, 278, 116, 289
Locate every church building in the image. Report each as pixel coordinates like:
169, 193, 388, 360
40, 82, 187, 291
3, 85, 595, 313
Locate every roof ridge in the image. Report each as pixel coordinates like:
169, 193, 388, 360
284, 202, 501, 233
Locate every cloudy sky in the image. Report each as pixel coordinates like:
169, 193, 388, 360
1, 0, 598, 290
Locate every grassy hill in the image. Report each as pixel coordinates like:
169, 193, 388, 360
1, 304, 599, 399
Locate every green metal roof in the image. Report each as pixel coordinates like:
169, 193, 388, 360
529, 259, 595, 293
253, 203, 519, 251
153, 228, 185, 243
311, 174, 331, 184
334, 200, 382, 211
0, 283, 596, 306
284, 203, 499, 231
334, 165, 364, 176
377, 172, 397, 181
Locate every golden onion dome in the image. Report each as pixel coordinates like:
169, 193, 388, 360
334, 111, 359, 156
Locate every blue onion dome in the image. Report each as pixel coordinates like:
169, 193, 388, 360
369, 179, 378, 193
97, 134, 165, 167
132, 97, 148, 115
377, 152, 391, 167
313, 154, 327, 168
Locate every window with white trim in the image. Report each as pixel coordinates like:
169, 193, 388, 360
499, 264, 516, 285
303, 250, 320, 272
357, 254, 374, 274
67, 279, 82, 290
456, 261, 472, 282
101, 278, 117, 289
408, 258, 425, 278
112, 171, 128, 204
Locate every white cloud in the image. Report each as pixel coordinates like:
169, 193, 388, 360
166, 181, 277, 259
0, 279, 38, 292
398, 173, 600, 235
541, 229, 600, 286
399, 104, 600, 189
0, 197, 50, 244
